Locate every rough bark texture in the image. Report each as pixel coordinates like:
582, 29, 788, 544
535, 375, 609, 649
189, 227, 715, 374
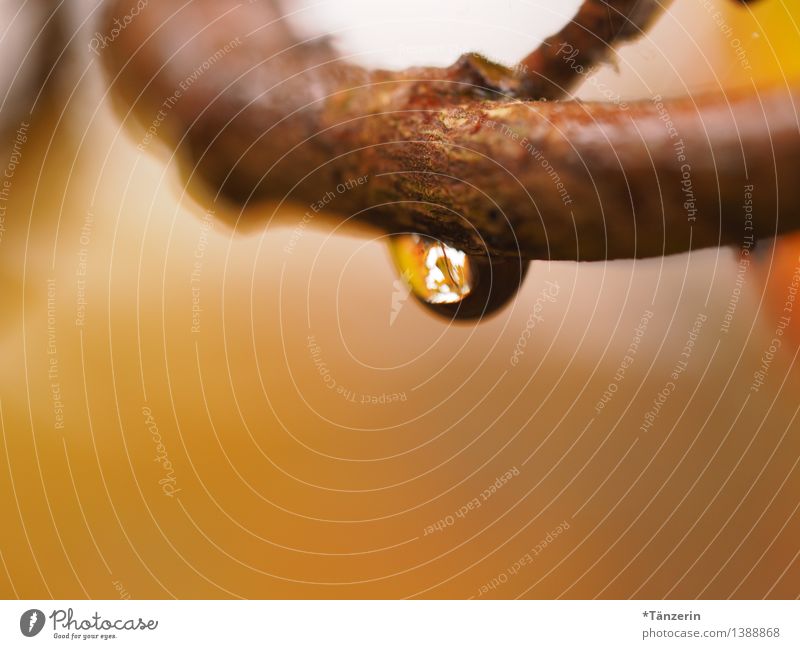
101, 0, 799, 260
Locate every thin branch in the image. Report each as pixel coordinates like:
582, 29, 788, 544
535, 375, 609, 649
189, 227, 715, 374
516, 0, 671, 99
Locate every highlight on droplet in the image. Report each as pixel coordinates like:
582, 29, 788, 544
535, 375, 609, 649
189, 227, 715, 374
388, 233, 530, 321
389, 233, 474, 305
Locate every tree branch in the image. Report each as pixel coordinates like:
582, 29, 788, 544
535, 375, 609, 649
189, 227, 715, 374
516, 0, 670, 99
101, 0, 798, 261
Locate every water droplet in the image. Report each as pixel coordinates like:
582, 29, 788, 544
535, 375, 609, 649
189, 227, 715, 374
388, 233, 529, 320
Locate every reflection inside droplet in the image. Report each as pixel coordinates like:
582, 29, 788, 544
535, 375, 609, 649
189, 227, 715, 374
389, 233, 529, 321
390, 234, 473, 304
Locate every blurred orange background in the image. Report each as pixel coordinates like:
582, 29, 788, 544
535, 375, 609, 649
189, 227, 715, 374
0, 0, 799, 599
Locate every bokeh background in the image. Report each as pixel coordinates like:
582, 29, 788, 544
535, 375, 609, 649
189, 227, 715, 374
0, 0, 799, 599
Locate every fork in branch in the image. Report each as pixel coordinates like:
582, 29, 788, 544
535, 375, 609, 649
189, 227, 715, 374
100, 0, 797, 262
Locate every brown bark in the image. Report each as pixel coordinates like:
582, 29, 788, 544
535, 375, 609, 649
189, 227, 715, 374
101, 0, 799, 261
516, 0, 670, 99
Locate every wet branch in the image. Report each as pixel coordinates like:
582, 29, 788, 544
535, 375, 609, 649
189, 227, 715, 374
101, 0, 798, 261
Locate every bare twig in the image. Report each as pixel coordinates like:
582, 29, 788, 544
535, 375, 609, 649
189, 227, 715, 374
516, 0, 670, 99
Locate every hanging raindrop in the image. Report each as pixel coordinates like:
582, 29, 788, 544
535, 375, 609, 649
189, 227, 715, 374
388, 233, 529, 320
